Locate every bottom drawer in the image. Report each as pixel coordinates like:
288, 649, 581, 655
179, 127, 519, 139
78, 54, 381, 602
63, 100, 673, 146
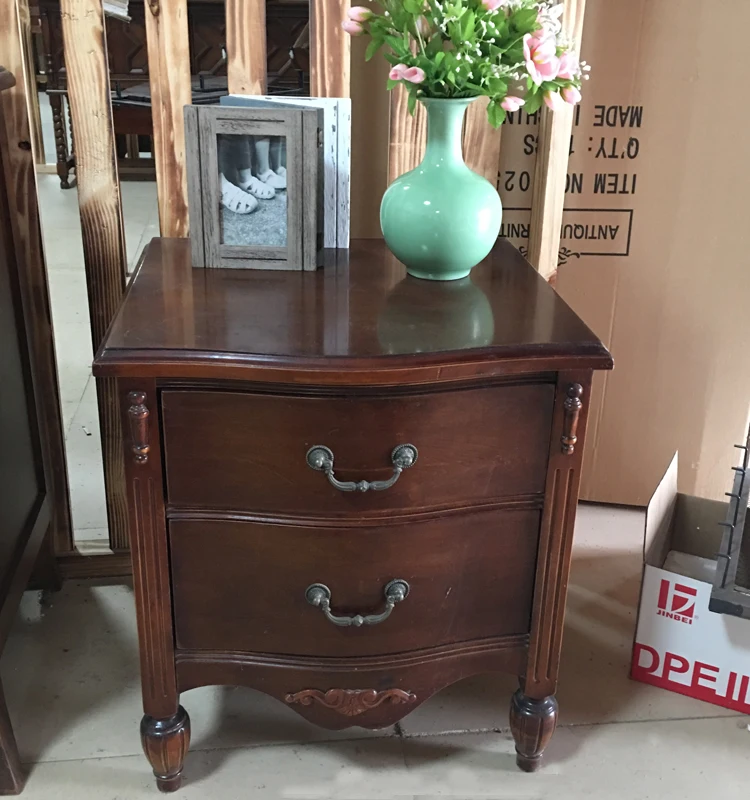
170, 509, 541, 658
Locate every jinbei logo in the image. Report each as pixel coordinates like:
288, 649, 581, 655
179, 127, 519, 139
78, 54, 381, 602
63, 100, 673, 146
657, 579, 697, 624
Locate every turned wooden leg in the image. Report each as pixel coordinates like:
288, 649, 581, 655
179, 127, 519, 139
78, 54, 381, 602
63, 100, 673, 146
140, 706, 190, 792
509, 689, 558, 773
49, 93, 70, 189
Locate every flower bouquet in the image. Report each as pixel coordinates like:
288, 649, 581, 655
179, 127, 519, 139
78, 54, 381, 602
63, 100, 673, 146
343, 0, 588, 127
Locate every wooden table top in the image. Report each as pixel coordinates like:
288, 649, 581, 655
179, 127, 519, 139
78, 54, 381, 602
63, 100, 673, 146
94, 238, 612, 384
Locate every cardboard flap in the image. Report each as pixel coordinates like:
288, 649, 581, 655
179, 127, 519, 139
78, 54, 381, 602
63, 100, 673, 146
644, 453, 678, 567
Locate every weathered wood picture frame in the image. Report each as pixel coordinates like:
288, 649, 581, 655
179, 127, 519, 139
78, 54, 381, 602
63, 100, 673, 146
185, 105, 321, 270
221, 95, 351, 249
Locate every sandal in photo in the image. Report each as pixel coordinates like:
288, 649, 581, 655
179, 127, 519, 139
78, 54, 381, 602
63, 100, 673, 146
220, 174, 258, 215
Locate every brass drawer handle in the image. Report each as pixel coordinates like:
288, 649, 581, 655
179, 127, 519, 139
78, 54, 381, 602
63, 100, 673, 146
304, 580, 410, 627
305, 444, 418, 493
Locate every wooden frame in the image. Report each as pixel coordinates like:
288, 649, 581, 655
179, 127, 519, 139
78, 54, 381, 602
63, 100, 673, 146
0, 3, 73, 558
185, 104, 320, 271
222, 94, 351, 249
60, 0, 130, 552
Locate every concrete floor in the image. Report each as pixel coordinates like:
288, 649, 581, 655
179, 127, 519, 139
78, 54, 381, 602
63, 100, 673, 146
21, 136, 750, 796
4, 503, 749, 796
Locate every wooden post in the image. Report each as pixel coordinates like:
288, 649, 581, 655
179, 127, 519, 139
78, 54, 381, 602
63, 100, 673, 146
20, 2, 45, 167
60, 0, 129, 551
527, 0, 586, 280
144, 0, 191, 237
387, 86, 426, 183
463, 97, 502, 185
310, 0, 350, 97
226, 0, 267, 95
0, 0, 74, 556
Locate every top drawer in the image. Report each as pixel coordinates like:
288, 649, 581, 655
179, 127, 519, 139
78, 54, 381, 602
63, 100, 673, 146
161, 383, 554, 516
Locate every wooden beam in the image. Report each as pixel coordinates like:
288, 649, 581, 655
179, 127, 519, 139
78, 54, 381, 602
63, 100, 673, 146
0, 0, 74, 556
226, 0, 267, 95
387, 85, 426, 183
20, 2, 45, 167
310, 0, 350, 97
60, 0, 129, 551
463, 97, 502, 185
527, 0, 586, 280
144, 0, 191, 237
57, 550, 132, 580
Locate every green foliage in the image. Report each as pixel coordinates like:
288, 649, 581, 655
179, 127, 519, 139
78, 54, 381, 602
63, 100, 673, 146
353, 0, 584, 128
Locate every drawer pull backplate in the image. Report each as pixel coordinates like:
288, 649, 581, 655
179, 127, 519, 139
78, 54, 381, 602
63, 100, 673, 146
304, 580, 410, 627
305, 444, 418, 493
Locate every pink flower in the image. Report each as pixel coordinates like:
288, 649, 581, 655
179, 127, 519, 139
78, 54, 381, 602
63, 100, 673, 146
389, 63, 409, 81
389, 64, 425, 84
347, 5, 372, 22
557, 51, 579, 80
341, 18, 364, 35
501, 95, 525, 112
544, 90, 565, 111
403, 66, 426, 84
481, 0, 506, 10
523, 33, 559, 85
562, 85, 581, 105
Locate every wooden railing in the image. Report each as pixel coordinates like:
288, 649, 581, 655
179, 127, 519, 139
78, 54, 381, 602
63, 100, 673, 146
3, 0, 581, 574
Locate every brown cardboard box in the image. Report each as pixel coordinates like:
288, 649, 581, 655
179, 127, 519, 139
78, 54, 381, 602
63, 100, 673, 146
350, 0, 750, 506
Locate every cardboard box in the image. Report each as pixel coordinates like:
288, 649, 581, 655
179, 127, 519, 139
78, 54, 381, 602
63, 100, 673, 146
497, 0, 750, 506
631, 453, 750, 714
350, 0, 750, 506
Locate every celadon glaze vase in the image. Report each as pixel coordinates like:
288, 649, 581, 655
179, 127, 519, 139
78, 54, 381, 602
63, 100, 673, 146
380, 97, 502, 281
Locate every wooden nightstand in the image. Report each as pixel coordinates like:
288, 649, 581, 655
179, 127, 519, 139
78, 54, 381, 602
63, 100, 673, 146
94, 238, 612, 791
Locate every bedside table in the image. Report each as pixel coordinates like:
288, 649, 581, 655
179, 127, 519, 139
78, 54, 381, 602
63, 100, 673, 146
94, 238, 612, 791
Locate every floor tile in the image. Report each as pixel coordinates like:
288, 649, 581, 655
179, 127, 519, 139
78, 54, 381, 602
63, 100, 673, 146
2, 583, 397, 767
38, 92, 56, 165
20, 738, 409, 799
36, 177, 82, 230
65, 379, 107, 532
47, 271, 91, 326
401, 717, 750, 799
51, 323, 91, 407
72, 529, 111, 548
120, 182, 159, 228
399, 504, 737, 735
61, 400, 78, 434
130, 222, 160, 269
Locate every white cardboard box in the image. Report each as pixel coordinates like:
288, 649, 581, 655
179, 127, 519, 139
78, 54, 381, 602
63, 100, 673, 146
631, 454, 750, 713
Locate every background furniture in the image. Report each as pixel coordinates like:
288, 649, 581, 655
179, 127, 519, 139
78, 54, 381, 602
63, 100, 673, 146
0, 67, 65, 794
93, 237, 612, 790
35, 0, 310, 187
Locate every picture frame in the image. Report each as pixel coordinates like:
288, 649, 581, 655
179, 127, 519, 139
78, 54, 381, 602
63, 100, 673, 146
221, 95, 351, 249
185, 104, 322, 270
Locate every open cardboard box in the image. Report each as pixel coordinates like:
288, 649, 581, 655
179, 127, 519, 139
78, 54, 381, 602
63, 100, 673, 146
631, 453, 750, 713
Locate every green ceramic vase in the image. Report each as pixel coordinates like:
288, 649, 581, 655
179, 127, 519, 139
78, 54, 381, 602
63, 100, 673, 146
380, 97, 502, 281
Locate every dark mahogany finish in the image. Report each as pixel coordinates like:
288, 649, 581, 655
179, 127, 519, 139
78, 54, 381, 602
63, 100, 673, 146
169, 509, 541, 656
162, 385, 554, 515
94, 238, 612, 789
510, 689, 559, 772
0, 70, 65, 795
